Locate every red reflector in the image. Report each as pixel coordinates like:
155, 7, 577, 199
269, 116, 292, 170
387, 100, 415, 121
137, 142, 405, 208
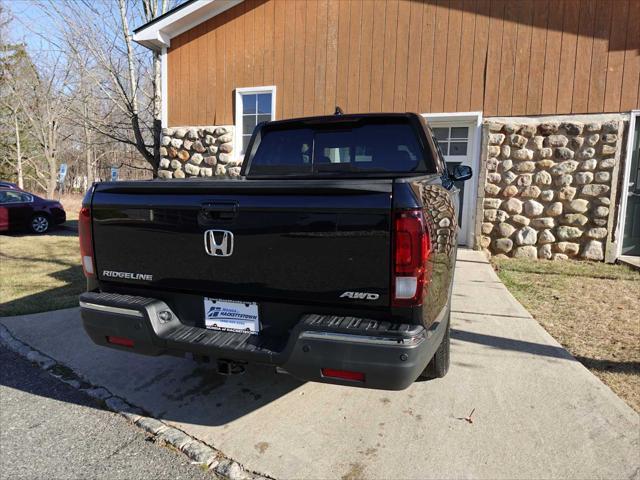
321, 368, 365, 382
106, 336, 134, 348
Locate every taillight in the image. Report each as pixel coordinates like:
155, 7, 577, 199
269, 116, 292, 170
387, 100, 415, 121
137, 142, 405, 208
392, 209, 430, 306
79, 206, 94, 277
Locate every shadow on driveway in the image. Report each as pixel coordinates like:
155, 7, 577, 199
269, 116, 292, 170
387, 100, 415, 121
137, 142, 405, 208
1, 311, 622, 429
0, 308, 304, 426
0, 345, 304, 427
451, 328, 575, 361
451, 328, 640, 375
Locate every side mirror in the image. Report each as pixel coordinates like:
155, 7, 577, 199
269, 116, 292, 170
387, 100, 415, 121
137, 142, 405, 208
451, 165, 472, 182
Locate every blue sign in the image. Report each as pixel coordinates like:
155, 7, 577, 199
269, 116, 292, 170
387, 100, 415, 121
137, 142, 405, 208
58, 163, 68, 183
110, 167, 119, 182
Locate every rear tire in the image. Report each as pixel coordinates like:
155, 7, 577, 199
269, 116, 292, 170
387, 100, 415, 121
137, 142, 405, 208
419, 312, 450, 380
30, 214, 50, 234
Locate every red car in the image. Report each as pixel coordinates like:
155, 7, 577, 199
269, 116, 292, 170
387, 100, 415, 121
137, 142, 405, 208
0, 188, 66, 234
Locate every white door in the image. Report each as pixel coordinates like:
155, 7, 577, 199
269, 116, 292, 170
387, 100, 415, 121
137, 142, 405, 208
620, 111, 640, 257
425, 117, 480, 245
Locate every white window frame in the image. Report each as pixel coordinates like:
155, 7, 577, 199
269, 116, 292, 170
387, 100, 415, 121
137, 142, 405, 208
234, 86, 277, 159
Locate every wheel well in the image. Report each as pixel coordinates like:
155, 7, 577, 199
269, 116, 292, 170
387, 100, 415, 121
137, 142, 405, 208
31, 212, 51, 221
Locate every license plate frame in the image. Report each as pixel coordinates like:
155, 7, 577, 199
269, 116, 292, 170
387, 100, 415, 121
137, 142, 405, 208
203, 297, 260, 335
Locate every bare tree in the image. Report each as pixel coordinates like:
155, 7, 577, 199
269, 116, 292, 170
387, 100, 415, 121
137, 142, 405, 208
2, 1, 161, 194
0, 6, 26, 187
11, 108, 23, 188
75, 59, 96, 186
6, 52, 73, 197
0, 40, 51, 192
41, 0, 168, 176
0, 102, 25, 189
141, 0, 166, 172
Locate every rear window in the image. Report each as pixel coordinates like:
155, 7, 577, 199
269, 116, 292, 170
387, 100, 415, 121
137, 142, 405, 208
247, 119, 431, 176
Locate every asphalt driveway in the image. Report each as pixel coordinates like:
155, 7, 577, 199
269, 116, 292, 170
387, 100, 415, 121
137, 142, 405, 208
1, 250, 638, 479
0, 346, 210, 480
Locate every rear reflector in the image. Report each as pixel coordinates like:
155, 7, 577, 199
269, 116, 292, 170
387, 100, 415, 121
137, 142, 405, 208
321, 368, 365, 382
106, 336, 134, 348
82, 256, 94, 275
394, 276, 418, 299
79, 206, 95, 277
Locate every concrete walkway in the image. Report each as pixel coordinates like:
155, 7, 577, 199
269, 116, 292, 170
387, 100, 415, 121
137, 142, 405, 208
620, 255, 640, 271
1, 250, 638, 479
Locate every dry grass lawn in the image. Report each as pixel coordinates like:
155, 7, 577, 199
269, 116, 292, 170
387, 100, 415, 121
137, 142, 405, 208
0, 233, 84, 316
492, 257, 640, 413
59, 194, 84, 220
0, 194, 85, 316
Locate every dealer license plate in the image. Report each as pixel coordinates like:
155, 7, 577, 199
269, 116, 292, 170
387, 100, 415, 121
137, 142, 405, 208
203, 298, 260, 335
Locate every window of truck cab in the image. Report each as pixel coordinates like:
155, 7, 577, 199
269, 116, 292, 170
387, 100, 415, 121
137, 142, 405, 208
235, 86, 276, 158
247, 118, 434, 176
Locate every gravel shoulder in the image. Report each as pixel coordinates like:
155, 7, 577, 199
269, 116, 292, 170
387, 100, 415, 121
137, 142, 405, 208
0, 346, 211, 480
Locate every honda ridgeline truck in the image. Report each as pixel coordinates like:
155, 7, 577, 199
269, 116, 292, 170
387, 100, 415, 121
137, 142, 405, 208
79, 113, 472, 390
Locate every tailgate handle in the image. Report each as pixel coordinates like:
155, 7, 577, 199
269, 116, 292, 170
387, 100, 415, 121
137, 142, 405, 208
199, 202, 238, 222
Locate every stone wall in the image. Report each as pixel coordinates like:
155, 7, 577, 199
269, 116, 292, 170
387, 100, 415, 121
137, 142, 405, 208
478, 115, 625, 261
157, 126, 240, 179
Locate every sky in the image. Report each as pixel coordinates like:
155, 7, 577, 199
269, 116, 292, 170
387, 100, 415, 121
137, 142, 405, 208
6, 0, 185, 54
5, 0, 51, 52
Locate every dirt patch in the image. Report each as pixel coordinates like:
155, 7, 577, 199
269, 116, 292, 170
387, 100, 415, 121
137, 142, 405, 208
341, 462, 365, 480
254, 441, 269, 454
492, 258, 640, 413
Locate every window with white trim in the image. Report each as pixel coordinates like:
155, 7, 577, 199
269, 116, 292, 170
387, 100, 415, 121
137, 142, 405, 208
235, 86, 276, 156
432, 126, 469, 157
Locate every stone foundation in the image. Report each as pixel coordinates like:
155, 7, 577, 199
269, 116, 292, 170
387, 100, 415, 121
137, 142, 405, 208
476, 114, 625, 261
157, 126, 240, 179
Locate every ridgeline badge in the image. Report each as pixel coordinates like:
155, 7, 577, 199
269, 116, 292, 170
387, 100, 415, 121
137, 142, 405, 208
102, 270, 153, 281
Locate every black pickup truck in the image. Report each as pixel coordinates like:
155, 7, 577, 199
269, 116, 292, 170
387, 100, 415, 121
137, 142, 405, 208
79, 113, 471, 390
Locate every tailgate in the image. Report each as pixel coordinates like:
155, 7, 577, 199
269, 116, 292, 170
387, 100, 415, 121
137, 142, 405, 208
91, 180, 392, 308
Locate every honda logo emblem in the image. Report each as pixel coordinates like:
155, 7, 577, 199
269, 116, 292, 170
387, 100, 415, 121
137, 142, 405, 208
204, 230, 234, 257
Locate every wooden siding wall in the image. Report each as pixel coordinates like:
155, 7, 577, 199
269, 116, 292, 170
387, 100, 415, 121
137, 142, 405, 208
167, 0, 640, 127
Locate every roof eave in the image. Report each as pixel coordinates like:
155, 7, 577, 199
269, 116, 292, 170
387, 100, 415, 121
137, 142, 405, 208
133, 0, 243, 51
134, 30, 172, 50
